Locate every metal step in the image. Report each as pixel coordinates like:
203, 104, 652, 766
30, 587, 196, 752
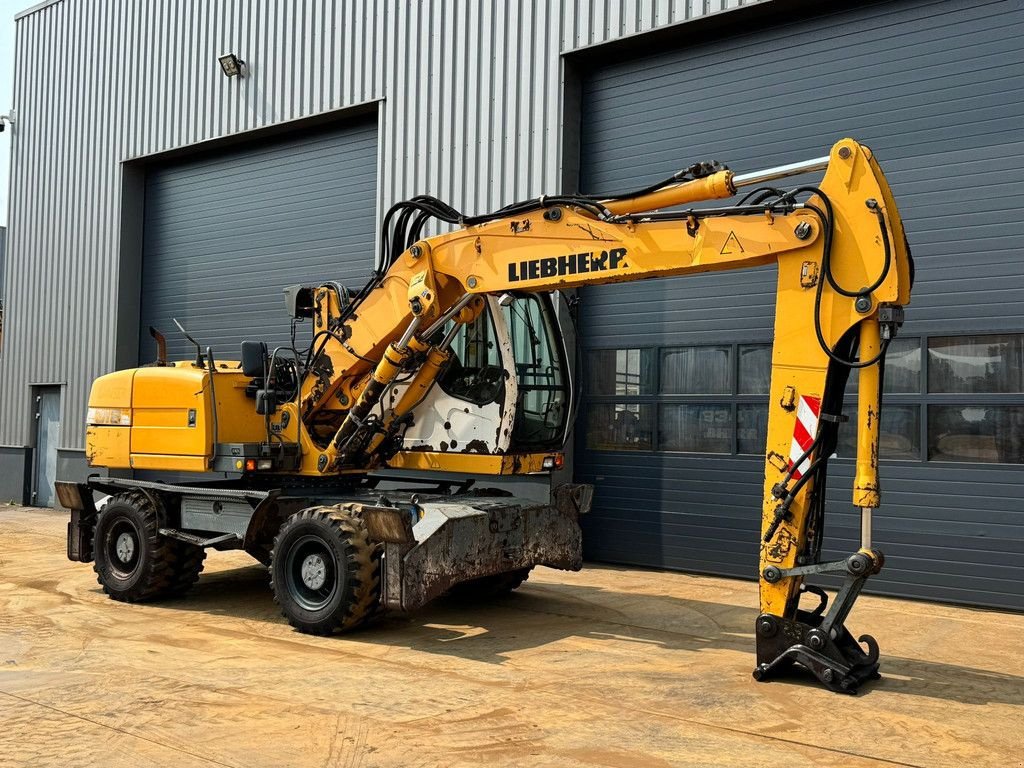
159, 528, 241, 549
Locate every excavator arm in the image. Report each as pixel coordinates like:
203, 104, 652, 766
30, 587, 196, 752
298, 137, 911, 692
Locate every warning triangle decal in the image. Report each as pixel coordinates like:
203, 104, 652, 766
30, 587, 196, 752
720, 231, 745, 255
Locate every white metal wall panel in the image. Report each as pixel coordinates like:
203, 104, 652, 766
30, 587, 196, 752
0, 226, 6, 297
0, 0, 765, 449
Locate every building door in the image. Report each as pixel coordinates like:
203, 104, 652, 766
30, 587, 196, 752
33, 387, 60, 508
575, 0, 1024, 610
139, 117, 378, 363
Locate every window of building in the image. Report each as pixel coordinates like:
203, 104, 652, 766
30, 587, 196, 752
582, 332, 1024, 465
585, 403, 653, 451
835, 337, 923, 460
660, 346, 731, 394
585, 348, 656, 395
836, 405, 922, 460
737, 403, 768, 455
928, 334, 1024, 393
738, 344, 772, 395
883, 337, 922, 394
928, 406, 1024, 464
660, 404, 732, 454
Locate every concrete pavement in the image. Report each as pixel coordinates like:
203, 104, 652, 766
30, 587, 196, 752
1, 505, 1021, 767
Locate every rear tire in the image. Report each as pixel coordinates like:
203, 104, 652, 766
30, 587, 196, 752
168, 543, 207, 595
93, 491, 205, 602
447, 567, 532, 600
270, 506, 381, 635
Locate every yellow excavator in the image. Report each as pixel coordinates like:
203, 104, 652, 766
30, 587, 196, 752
58, 137, 912, 694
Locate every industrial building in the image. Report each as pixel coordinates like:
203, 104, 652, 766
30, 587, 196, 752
1, 0, 1020, 610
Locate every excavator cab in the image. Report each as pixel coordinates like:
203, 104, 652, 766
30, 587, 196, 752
402, 294, 572, 456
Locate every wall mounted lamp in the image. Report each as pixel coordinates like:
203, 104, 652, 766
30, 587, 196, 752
218, 53, 246, 78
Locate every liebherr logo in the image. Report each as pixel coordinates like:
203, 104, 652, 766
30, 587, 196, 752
508, 248, 628, 282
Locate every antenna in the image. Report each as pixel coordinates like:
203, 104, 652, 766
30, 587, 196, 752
172, 318, 205, 368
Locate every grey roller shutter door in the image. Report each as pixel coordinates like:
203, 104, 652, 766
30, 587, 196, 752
577, 0, 1024, 609
140, 118, 378, 362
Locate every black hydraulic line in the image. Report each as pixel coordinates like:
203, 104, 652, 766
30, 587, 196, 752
391, 205, 416, 248
609, 201, 797, 222
463, 195, 611, 224
763, 450, 829, 545
205, 348, 220, 448
764, 327, 857, 546
801, 199, 891, 370
407, 210, 431, 247
576, 173, 688, 202
575, 160, 726, 201
776, 432, 824, 492
801, 334, 854, 560
782, 186, 892, 299
737, 186, 786, 206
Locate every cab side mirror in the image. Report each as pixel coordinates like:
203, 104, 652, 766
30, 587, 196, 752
241, 341, 267, 378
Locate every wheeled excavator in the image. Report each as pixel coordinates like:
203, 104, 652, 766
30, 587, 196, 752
58, 137, 912, 694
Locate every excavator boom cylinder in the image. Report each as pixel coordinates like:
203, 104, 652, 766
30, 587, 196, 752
732, 155, 831, 187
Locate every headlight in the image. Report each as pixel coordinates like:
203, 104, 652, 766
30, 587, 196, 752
87, 407, 131, 426
542, 454, 564, 470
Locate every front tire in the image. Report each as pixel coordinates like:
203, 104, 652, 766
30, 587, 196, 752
270, 506, 381, 635
93, 491, 205, 602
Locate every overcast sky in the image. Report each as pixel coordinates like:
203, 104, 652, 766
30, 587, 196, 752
0, 0, 17, 227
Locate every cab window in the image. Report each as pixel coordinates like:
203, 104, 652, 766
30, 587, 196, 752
502, 295, 569, 451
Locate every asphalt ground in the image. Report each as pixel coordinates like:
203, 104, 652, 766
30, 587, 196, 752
1, 505, 1021, 767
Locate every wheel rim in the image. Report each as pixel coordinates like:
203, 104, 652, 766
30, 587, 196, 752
285, 535, 339, 611
106, 518, 141, 578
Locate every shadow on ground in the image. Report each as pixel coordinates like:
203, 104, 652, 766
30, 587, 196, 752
131, 562, 1024, 707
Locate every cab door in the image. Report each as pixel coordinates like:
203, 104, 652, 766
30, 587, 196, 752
498, 293, 572, 453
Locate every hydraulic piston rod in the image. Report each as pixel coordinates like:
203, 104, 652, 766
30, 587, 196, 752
421, 293, 475, 340
861, 508, 874, 549
733, 156, 831, 188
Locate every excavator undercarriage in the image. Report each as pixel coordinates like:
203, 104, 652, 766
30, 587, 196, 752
60, 137, 912, 694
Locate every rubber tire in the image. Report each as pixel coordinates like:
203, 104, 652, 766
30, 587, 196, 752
447, 567, 532, 600
270, 506, 381, 636
168, 543, 207, 596
93, 491, 206, 602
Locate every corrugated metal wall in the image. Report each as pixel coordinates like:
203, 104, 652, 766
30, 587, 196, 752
0, 0, 765, 451
0, 225, 6, 297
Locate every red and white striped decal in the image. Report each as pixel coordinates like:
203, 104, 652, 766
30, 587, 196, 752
788, 395, 821, 480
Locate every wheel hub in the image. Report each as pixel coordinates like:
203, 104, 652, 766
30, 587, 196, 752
115, 531, 136, 563
300, 553, 328, 590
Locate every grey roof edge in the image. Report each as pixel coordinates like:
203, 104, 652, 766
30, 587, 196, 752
123, 97, 383, 165
561, 0, 772, 57
14, 0, 63, 22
